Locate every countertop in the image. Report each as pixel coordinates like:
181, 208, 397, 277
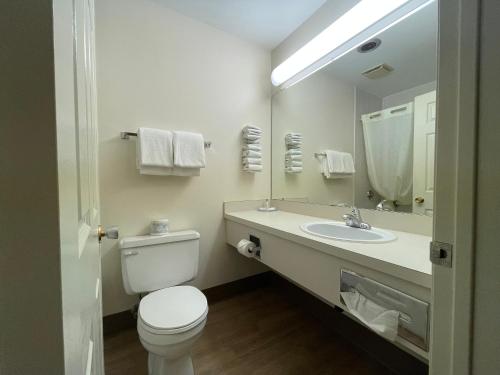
225, 209, 432, 288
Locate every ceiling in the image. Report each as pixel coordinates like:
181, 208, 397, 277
158, 0, 327, 49
324, 0, 438, 98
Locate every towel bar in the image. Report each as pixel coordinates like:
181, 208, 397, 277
314, 152, 326, 157
120, 131, 212, 148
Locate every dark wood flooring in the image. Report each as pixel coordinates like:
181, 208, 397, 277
104, 284, 396, 375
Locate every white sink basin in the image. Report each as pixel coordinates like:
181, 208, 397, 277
300, 221, 396, 243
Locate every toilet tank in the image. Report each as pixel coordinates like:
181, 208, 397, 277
119, 230, 200, 294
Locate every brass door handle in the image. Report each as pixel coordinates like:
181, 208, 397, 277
98, 225, 119, 243
414, 197, 425, 204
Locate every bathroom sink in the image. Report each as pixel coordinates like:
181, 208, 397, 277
300, 221, 396, 243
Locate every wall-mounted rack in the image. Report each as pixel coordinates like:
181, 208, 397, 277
120, 131, 212, 149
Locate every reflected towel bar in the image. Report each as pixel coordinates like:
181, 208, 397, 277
314, 152, 326, 157
120, 131, 212, 149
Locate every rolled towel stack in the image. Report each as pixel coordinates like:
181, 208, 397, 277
242, 125, 263, 172
285, 133, 303, 173
285, 133, 302, 149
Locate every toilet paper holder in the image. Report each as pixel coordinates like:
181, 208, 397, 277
249, 235, 262, 257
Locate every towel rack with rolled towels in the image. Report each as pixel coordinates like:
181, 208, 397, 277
120, 131, 212, 149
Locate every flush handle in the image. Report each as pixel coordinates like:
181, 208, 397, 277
123, 251, 138, 257
414, 196, 425, 204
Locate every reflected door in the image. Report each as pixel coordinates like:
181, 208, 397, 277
413, 91, 436, 216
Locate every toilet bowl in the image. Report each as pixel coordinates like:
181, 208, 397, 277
120, 230, 206, 374
137, 285, 208, 375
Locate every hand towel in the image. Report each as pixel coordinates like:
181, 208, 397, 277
242, 150, 262, 158
285, 149, 302, 156
136, 127, 174, 168
325, 150, 345, 173
139, 166, 200, 176
173, 131, 206, 168
243, 164, 263, 172
342, 152, 355, 173
242, 157, 262, 165
243, 144, 262, 152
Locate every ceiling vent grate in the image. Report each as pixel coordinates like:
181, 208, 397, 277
362, 63, 394, 79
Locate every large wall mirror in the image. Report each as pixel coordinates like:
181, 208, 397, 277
272, 1, 437, 216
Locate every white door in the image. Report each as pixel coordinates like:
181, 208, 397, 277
53, 0, 105, 373
413, 91, 436, 216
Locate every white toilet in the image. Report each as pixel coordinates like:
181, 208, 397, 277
120, 230, 208, 375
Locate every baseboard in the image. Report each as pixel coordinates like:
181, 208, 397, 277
269, 274, 429, 375
103, 309, 136, 337
103, 271, 275, 337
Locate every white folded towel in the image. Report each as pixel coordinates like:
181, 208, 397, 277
139, 166, 200, 176
285, 149, 302, 156
243, 125, 262, 133
243, 164, 263, 172
242, 157, 262, 165
286, 132, 301, 137
242, 150, 262, 158
173, 131, 206, 168
321, 150, 355, 178
285, 160, 302, 167
242, 144, 262, 152
137, 127, 174, 169
286, 166, 302, 173
242, 134, 262, 142
285, 154, 302, 161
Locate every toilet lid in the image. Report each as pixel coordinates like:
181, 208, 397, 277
139, 286, 208, 333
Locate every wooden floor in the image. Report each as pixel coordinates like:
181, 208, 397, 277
104, 285, 395, 375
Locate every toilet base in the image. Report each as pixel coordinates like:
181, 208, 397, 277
148, 353, 194, 375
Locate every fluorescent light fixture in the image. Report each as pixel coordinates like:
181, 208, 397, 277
271, 0, 435, 88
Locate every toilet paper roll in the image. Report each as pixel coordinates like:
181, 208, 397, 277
237, 239, 256, 258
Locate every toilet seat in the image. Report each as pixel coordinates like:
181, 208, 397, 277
139, 286, 208, 335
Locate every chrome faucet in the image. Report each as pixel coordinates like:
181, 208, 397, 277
343, 207, 371, 230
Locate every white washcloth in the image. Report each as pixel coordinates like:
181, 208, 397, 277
242, 144, 262, 152
285, 149, 302, 156
286, 166, 302, 173
341, 290, 399, 341
242, 150, 262, 158
243, 164, 263, 172
137, 127, 174, 168
243, 134, 261, 142
242, 125, 262, 133
242, 157, 262, 165
285, 160, 302, 167
173, 131, 206, 168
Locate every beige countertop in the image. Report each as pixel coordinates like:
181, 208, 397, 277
225, 209, 432, 288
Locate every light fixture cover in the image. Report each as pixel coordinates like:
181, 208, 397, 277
271, 0, 435, 88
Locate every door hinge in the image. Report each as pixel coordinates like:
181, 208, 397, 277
430, 241, 453, 267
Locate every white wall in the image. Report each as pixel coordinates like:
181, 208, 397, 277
382, 81, 437, 109
96, 0, 270, 316
271, 70, 355, 205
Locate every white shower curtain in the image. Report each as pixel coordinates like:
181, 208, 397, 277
362, 103, 414, 205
